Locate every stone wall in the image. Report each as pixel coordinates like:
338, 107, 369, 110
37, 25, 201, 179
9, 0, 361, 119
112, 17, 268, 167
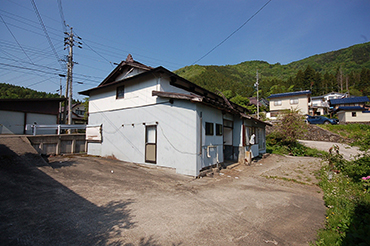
266, 122, 352, 144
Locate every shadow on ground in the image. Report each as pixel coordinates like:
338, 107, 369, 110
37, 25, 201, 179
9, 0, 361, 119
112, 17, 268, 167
0, 144, 136, 245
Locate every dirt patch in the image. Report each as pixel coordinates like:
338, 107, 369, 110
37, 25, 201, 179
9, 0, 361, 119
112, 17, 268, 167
1, 138, 326, 246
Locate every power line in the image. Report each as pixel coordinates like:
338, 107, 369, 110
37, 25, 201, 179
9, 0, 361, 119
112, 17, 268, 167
0, 15, 34, 64
57, 0, 67, 33
73, 30, 114, 68
192, 0, 272, 65
30, 0, 64, 70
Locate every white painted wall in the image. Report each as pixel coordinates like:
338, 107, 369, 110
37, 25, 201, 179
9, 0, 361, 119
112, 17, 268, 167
269, 95, 309, 115
0, 110, 24, 134
196, 104, 224, 171
338, 111, 370, 123
0, 110, 57, 135
26, 113, 57, 135
88, 100, 199, 176
89, 77, 158, 113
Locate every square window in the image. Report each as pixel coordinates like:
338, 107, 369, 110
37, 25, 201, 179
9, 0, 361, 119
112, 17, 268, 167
216, 124, 223, 136
290, 98, 298, 104
274, 100, 282, 106
205, 122, 214, 135
352, 112, 356, 117
116, 85, 125, 99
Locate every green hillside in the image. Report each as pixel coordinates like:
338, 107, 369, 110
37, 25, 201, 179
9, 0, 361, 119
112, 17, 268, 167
0, 83, 61, 99
175, 42, 370, 98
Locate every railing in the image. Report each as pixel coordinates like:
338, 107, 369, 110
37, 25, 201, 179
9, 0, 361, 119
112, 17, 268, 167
25, 124, 86, 136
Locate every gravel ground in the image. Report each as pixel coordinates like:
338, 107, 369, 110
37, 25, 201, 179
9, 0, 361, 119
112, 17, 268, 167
1, 136, 326, 246
298, 140, 364, 160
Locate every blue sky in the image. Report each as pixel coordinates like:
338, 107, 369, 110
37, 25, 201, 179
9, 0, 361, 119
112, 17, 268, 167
1, 0, 369, 100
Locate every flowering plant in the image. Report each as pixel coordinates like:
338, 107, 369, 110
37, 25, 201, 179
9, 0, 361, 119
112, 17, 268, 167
361, 175, 370, 192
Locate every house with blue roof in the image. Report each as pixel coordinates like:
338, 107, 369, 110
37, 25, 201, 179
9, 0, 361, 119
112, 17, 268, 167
329, 96, 370, 123
267, 90, 311, 118
329, 96, 369, 109
336, 106, 370, 123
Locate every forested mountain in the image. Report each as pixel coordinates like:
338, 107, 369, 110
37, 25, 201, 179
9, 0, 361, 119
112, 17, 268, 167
0, 83, 61, 99
175, 42, 370, 99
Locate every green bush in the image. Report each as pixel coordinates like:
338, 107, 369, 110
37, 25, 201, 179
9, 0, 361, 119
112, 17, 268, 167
315, 150, 370, 245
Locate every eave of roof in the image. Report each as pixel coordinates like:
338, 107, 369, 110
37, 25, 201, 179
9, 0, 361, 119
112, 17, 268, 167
152, 90, 271, 126
79, 62, 271, 126
329, 96, 369, 105
267, 90, 311, 99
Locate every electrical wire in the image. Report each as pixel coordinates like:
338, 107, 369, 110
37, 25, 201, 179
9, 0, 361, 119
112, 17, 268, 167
30, 0, 63, 70
0, 15, 34, 64
192, 0, 272, 65
57, 0, 67, 33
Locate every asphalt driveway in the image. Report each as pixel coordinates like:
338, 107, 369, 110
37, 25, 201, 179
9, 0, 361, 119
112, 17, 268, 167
1, 137, 326, 246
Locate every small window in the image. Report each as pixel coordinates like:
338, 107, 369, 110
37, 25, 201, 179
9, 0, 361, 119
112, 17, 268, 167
290, 98, 298, 104
116, 85, 125, 99
216, 124, 223, 136
352, 112, 356, 117
274, 100, 282, 106
205, 122, 214, 135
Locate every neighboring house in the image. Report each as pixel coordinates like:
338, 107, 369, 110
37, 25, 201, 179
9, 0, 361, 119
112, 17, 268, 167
0, 98, 65, 134
79, 55, 270, 176
309, 92, 347, 116
249, 97, 268, 108
336, 106, 370, 123
329, 96, 369, 110
60, 103, 87, 124
267, 90, 311, 118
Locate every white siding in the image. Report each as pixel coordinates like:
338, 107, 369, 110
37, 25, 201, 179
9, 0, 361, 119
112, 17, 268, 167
270, 95, 309, 115
0, 110, 24, 134
0, 110, 57, 135
339, 111, 370, 123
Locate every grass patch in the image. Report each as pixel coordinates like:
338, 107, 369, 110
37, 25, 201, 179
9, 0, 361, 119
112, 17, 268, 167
321, 124, 370, 151
266, 134, 326, 157
313, 150, 370, 245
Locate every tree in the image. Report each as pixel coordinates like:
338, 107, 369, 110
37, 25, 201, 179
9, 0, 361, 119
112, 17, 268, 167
304, 65, 316, 91
274, 109, 307, 144
230, 94, 250, 107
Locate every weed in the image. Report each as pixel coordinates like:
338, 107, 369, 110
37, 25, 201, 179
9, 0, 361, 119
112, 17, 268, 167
321, 124, 370, 151
314, 150, 370, 245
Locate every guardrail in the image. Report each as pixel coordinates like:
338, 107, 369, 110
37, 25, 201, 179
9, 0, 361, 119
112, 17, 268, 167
25, 124, 86, 136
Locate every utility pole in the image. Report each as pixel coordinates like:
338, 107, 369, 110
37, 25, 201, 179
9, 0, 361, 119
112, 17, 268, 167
63, 26, 82, 130
58, 74, 66, 124
255, 70, 259, 119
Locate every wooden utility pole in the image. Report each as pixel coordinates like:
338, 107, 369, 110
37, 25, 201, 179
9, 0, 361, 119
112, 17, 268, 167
63, 26, 82, 129
255, 70, 259, 119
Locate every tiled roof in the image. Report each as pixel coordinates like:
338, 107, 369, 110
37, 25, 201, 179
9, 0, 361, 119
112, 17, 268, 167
329, 96, 369, 105
267, 90, 311, 99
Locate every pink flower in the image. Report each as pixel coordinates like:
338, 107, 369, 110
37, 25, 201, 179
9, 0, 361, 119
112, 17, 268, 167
367, 176, 370, 179
362, 177, 367, 180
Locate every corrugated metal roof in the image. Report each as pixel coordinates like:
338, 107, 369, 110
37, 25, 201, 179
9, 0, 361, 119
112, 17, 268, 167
336, 106, 365, 111
267, 90, 311, 99
330, 96, 369, 105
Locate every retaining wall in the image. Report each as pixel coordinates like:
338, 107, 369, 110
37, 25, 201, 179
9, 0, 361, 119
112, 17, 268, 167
27, 134, 86, 155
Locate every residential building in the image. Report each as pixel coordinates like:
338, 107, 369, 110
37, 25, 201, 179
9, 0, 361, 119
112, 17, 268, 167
267, 90, 311, 118
0, 98, 65, 134
309, 92, 347, 116
60, 103, 87, 125
336, 106, 370, 123
329, 96, 369, 110
79, 55, 270, 176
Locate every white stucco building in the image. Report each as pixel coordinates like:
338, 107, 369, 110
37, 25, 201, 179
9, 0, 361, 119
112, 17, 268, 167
267, 90, 311, 118
79, 55, 269, 176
